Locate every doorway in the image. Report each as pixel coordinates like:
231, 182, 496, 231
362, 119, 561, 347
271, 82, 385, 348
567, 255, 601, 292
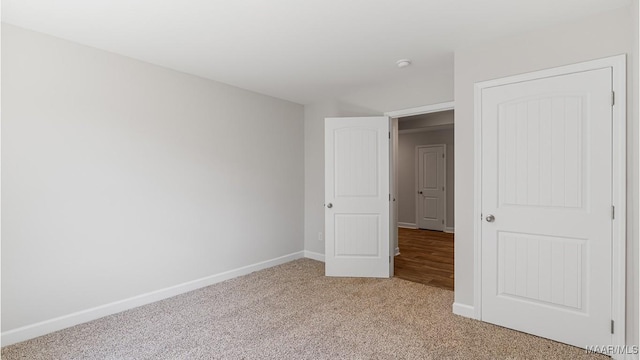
390, 107, 455, 290
322, 102, 455, 282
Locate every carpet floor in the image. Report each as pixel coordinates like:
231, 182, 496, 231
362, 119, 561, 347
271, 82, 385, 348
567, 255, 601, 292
2, 259, 606, 359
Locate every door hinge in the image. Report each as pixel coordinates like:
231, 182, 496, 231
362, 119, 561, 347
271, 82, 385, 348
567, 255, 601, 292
611, 91, 615, 106
442, 153, 445, 158
612, 205, 615, 219
389, 132, 391, 139
611, 320, 614, 334
389, 256, 391, 263
389, 194, 391, 201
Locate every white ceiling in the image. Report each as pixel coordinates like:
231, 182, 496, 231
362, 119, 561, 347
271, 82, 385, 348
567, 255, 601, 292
2, 0, 631, 105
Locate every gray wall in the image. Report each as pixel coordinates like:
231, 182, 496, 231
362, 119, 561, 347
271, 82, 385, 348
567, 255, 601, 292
2, 24, 304, 332
398, 129, 454, 229
453, 5, 637, 346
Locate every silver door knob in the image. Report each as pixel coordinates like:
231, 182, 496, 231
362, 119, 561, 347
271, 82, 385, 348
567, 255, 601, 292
327, 203, 333, 208
485, 214, 495, 222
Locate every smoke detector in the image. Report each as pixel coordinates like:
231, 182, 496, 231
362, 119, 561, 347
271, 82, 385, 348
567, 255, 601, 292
396, 59, 412, 68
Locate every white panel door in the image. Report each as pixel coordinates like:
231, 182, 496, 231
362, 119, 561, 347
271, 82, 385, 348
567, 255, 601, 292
325, 116, 390, 278
416, 145, 445, 231
481, 68, 613, 347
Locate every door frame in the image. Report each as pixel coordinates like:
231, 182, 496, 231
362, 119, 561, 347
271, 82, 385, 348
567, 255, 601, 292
472, 55, 627, 349
415, 144, 447, 231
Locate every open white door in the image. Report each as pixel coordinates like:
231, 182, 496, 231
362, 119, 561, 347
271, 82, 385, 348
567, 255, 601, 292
325, 116, 390, 278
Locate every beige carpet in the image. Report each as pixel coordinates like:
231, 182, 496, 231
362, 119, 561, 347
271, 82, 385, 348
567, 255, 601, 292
2, 259, 606, 359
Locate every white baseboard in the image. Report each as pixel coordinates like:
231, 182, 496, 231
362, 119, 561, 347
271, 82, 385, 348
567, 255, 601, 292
452, 302, 475, 319
444, 227, 455, 233
395, 247, 400, 256
1, 251, 305, 346
304, 250, 325, 262
398, 222, 418, 229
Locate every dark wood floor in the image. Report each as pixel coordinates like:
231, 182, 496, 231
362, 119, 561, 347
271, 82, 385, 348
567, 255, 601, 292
394, 227, 454, 290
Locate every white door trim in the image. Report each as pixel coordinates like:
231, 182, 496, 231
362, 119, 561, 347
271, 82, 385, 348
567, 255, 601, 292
384, 101, 455, 118
473, 54, 626, 351
415, 144, 447, 231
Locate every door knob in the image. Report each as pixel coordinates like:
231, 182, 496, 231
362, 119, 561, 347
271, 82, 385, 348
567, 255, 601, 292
485, 214, 495, 222
418, 191, 423, 194
327, 203, 333, 208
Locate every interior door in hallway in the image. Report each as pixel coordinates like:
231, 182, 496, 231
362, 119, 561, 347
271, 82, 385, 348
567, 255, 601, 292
480, 67, 613, 348
416, 145, 445, 231
324, 116, 391, 278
